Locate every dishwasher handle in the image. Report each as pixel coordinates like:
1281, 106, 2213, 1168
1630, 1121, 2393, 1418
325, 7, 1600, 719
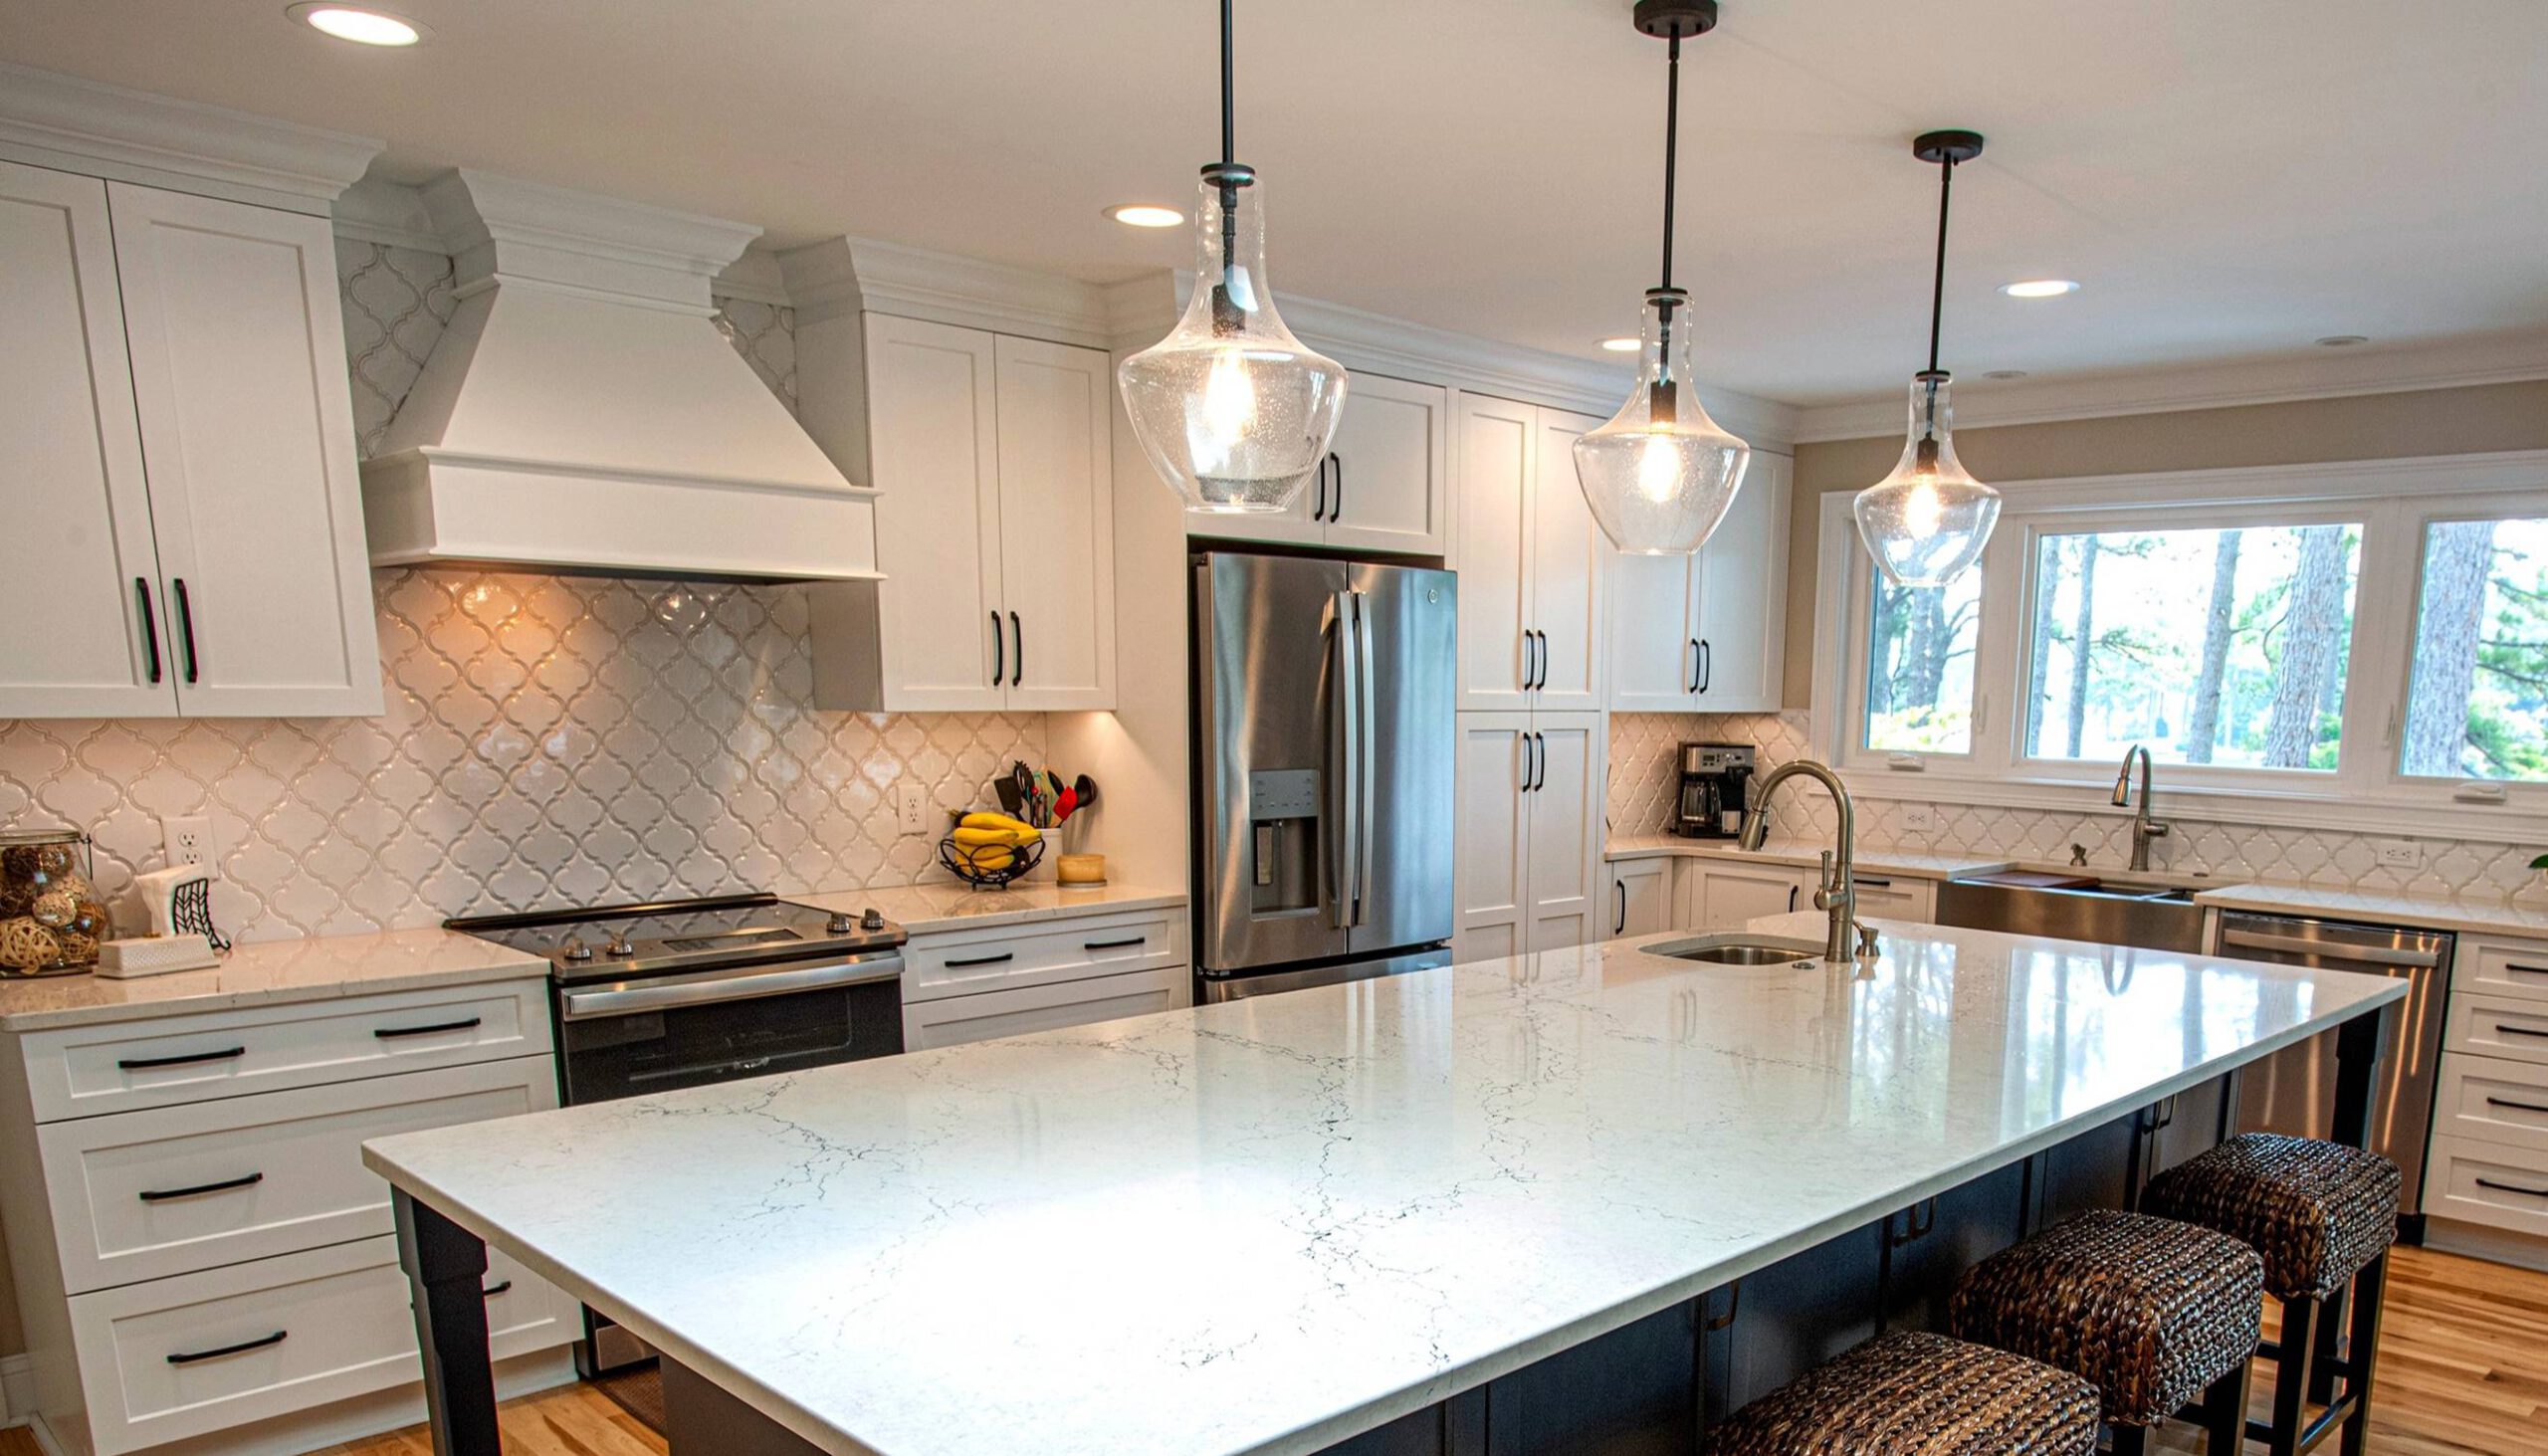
2218, 926, 2443, 969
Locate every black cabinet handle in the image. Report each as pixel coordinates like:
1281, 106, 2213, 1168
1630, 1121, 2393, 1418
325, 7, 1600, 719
139, 1171, 264, 1203
1787, 885, 1800, 913
172, 576, 199, 685
136, 578, 162, 684
1312, 455, 1332, 521
2485, 1096, 2548, 1115
1084, 936, 1147, 951
2503, 961, 2548, 976
2476, 1176, 2548, 1198
1531, 731, 1547, 793
1614, 881, 1627, 936
375, 1016, 482, 1040
1330, 452, 1345, 521
946, 951, 1014, 969
167, 1331, 286, 1365
481, 1279, 513, 1299
1853, 876, 1895, 889
1518, 734, 1532, 790
1697, 638, 1712, 694
1687, 638, 1700, 694
2496, 1024, 2548, 1039
990, 612, 1003, 687
118, 1046, 245, 1072
1010, 611, 1023, 687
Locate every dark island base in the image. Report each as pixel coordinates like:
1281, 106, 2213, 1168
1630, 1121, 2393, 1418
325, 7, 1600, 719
394, 1012, 2392, 1456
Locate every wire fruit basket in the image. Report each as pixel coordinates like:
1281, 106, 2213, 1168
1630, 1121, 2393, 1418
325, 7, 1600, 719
938, 832, 1046, 888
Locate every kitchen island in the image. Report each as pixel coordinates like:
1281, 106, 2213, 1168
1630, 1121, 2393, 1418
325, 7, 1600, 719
364, 918, 2403, 1456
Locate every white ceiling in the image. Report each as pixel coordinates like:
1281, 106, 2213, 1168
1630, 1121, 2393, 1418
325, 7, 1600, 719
8, 0, 2547, 406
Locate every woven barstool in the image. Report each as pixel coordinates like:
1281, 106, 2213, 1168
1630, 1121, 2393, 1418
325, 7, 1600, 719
2142, 1134, 2403, 1456
1951, 1209, 2261, 1455
1709, 1330, 2100, 1455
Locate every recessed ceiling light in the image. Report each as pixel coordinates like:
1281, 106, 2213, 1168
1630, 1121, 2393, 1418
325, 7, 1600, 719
1999, 279, 2079, 300
2316, 334, 2370, 348
1983, 369, 2029, 380
1597, 336, 1641, 353
287, 3, 426, 45
1105, 204, 1183, 229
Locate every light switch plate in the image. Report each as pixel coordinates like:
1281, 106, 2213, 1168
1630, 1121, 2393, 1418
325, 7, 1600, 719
896, 784, 930, 836
2374, 839, 2423, 871
160, 816, 214, 869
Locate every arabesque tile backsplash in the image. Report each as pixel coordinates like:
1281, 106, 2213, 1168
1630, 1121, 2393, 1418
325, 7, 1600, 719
0, 240, 1037, 944
1608, 712, 2540, 901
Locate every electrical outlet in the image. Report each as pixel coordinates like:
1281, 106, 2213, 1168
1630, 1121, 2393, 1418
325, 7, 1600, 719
896, 784, 930, 836
161, 815, 215, 869
1901, 805, 1938, 835
2374, 839, 2423, 871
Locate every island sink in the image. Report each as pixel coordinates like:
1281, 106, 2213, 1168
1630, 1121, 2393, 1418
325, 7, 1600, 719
1645, 933, 1825, 966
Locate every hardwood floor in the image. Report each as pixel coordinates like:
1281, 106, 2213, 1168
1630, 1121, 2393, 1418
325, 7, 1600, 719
3, 1245, 2530, 1456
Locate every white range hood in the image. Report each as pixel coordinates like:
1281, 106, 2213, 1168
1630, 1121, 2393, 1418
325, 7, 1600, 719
360, 170, 879, 582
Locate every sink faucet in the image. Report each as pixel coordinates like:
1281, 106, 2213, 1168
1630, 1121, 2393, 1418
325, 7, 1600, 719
2111, 744, 2171, 872
1739, 758, 1866, 961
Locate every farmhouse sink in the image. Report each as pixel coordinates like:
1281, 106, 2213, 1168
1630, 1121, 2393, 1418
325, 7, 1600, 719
1936, 875, 2208, 952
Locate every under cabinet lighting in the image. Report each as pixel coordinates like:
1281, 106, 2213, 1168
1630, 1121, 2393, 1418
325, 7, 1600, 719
288, 4, 427, 45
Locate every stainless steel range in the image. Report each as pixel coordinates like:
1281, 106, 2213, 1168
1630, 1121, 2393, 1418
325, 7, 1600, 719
447, 892, 906, 1373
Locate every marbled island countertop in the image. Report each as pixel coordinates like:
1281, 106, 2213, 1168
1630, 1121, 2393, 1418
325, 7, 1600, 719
365, 921, 2403, 1456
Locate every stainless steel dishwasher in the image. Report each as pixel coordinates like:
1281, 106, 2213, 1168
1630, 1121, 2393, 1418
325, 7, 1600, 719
2214, 910, 2451, 1220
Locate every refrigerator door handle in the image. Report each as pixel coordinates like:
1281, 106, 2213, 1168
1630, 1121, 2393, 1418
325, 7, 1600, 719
1353, 589, 1377, 927
1330, 589, 1362, 930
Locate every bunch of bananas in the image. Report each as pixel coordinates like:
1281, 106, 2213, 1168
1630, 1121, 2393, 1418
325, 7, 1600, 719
950, 811, 1041, 874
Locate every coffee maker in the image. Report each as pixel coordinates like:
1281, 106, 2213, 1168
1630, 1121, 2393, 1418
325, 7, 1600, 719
1674, 742, 1755, 840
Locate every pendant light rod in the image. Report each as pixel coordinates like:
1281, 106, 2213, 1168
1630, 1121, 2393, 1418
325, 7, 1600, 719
1659, 35, 1680, 293
1220, 0, 1235, 167
1632, 0, 1717, 300
1910, 129, 1985, 378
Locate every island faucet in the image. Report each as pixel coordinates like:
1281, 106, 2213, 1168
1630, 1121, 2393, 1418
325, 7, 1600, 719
2112, 743, 2171, 872
1738, 758, 1867, 961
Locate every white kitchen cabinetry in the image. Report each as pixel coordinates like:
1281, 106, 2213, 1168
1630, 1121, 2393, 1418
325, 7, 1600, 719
850, 314, 1116, 712
1188, 373, 1448, 555
1677, 860, 1816, 931
0, 164, 379, 718
1453, 712, 1605, 962
2425, 934, 2548, 1265
0, 977, 572, 1454
1847, 873, 1937, 924
901, 906, 1189, 1051
1608, 452, 1791, 714
1452, 395, 1608, 713
1602, 858, 1673, 941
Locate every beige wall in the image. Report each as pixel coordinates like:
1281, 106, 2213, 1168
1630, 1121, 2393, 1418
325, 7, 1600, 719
1781, 379, 2548, 708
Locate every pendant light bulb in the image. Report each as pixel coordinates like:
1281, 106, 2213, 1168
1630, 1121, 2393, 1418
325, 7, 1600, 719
1574, 1, 1750, 556
1855, 130, 2002, 587
1118, 5, 1346, 514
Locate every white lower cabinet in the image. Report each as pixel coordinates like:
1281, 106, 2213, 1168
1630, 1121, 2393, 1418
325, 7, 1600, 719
1602, 858, 1673, 941
1846, 874, 1938, 925
900, 906, 1191, 1051
1452, 712, 1604, 962
1677, 861, 1815, 931
2428, 933, 2548, 1264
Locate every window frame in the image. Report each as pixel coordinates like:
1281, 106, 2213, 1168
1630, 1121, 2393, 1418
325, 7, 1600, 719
1810, 451, 2548, 840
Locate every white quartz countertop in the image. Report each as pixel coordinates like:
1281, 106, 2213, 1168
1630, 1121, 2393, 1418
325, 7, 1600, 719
0, 928, 546, 1033
365, 922, 2402, 1456
797, 880, 1186, 936
1604, 834, 2014, 881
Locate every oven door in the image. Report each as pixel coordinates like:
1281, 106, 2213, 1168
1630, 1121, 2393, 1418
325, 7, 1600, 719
554, 950, 905, 1107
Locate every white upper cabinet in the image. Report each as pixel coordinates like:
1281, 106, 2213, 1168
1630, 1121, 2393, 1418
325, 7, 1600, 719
1187, 372, 1448, 556
853, 314, 1115, 713
1451, 394, 1607, 714
0, 167, 379, 719
1606, 449, 1790, 715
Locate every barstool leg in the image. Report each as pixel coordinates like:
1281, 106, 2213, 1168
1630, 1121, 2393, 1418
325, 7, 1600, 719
2339, 1252, 2391, 1456
2110, 1424, 2149, 1456
2308, 1283, 2346, 1406
2266, 1297, 2317, 1456
2201, 1353, 2251, 1455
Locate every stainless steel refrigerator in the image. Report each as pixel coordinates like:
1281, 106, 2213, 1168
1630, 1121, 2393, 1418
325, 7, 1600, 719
1191, 551, 1456, 1002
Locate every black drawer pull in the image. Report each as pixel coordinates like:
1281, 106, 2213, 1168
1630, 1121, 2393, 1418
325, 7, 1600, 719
118, 1046, 246, 1072
2503, 961, 2548, 976
946, 951, 1014, 969
375, 1017, 483, 1040
139, 1171, 264, 1204
167, 1330, 286, 1364
2475, 1176, 2548, 1199
1084, 936, 1147, 951
481, 1279, 513, 1299
2496, 1024, 2548, 1039
2485, 1096, 2548, 1115
1852, 876, 1895, 889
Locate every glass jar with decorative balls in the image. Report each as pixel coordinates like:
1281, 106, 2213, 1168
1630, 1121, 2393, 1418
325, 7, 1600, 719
0, 827, 113, 975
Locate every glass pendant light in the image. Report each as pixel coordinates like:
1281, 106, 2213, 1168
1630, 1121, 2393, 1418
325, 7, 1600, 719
1118, 0, 1346, 513
1854, 130, 2003, 586
1573, 0, 1750, 556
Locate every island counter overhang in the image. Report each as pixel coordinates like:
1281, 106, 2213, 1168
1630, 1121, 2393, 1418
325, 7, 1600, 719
364, 917, 2406, 1456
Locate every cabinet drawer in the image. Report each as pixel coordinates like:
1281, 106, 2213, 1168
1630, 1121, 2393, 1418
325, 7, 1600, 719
2458, 936, 2548, 1006
903, 909, 1185, 1004
67, 1233, 567, 1456
2446, 993, 2548, 1067
905, 963, 1190, 1051
2424, 1134, 2548, 1242
40, 1055, 556, 1293
2436, 1053, 2548, 1155
1849, 876, 1936, 924
19, 979, 550, 1123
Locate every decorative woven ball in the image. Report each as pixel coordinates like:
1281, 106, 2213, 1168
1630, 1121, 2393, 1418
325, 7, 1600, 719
29, 889, 79, 929
0, 878, 29, 919
0, 918, 64, 971
69, 897, 110, 939
53, 930, 100, 966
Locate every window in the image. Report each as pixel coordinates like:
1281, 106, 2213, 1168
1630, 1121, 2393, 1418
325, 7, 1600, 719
1864, 570, 1981, 754
2403, 515, 2548, 781
2022, 523, 2362, 770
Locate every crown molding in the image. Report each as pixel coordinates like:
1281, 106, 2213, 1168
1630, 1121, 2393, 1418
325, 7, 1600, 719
419, 169, 762, 312
0, 62, 380, 216
834, 236, 1115, 347
1793, 328, 2548, 443
330, 176, 447, 254
712, 247, 792, 308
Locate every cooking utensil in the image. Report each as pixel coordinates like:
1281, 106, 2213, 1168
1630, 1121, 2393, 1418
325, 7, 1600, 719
1073, 774, 1098, 808
994, 775, 1024, 817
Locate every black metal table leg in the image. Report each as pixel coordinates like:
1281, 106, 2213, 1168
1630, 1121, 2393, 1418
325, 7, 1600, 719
395, 1188, 503, 1456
